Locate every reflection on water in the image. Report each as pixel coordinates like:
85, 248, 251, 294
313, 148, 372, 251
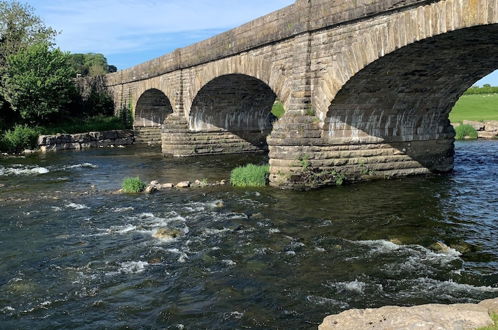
0, 141, 497, 329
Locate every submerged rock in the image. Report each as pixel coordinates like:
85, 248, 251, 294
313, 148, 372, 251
152, 228, 182, 240
430, 241, 452, 253
319, 299, 498, 330
144, 185, 157, 194
176, 181, 191, 188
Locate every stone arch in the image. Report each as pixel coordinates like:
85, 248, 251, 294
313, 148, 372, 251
134, 88, 173, 127
188, 73, 278, 151
133, 88, 174, 145
186, 55, 291, 118
317, 0, 498, 130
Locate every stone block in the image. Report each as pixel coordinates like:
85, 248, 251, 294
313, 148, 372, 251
463, 120, 485, 131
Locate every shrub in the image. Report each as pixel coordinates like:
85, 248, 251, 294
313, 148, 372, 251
230, 164, 270, 187
271, 101, 285, 119
455, 124, 478, 140
122, 177, 146, 193
1, 125, 40, 152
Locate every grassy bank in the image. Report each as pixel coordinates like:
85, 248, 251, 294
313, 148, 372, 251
450, 94, 498, 122
0, 116, 128, 153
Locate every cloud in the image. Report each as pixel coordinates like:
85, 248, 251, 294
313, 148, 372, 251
26, 0, 294, 56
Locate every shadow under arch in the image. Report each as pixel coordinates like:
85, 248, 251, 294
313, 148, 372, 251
189, 74, 279, 152
322, 24, 498, 172
135, 88, 174, 128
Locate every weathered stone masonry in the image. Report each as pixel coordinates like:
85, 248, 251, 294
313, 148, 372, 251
105, 0, 498, 188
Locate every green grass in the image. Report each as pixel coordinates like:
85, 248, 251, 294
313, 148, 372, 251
454, 124, 478, 140
121, 177, 147, 193
39, 115, 126, 135
478, 313, 498, 330
450, 94, 498, 122
230, 164, 270, 187
271, 101, 285, 119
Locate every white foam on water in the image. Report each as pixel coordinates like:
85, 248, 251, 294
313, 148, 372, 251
222, 259, 236, 266
315, 247, 326, 252
65, 202, 89, 210
269, 228, 281, 234
202, 227, 230, 236
51, 206, 62, 212
0, 165, 49, 176
229, 311, 244, 319
356, 239, 401, 253
64, 163, 98, 170
411, 277, 498, 294
1, 306, 15, 313
112, 207, 134, 213
106, 261, 149, 276
354, 240, 463, 273
167, 248, 189, 263
329, 280, 367, 294
306, 295, 349, 309
286, 251, 296, 256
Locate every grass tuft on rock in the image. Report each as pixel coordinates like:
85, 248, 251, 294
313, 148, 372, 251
230, 164, 270, 187
122, 177, 147, 193
455, 124, 478, 140
478, 313, 498, 330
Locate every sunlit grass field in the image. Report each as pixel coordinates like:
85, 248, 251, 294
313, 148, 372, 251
450, 94, 498, 122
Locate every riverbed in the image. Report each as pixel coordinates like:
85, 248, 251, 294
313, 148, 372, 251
0, 141, 497, 329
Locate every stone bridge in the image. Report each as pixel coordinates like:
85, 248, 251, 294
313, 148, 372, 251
105, 0, 498, 188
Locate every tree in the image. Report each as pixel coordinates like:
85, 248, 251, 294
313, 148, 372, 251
0, 1, 56, 67
0, 1, 57, 127
68, 53, 117, 77
1, 43, 75, 124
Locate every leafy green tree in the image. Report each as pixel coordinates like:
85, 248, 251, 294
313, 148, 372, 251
1, 43, 75, 124
68, 53, 117, 76
0, 1, 56, 67
0, 1, 57, 127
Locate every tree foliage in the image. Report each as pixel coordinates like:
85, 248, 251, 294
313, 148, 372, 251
0, 1, 56, 67
464, 84, 498, 95
1, 43, 75, 124
69, 53, 117, 77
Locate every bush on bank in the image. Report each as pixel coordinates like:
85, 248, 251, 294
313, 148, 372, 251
0, 125, 40, 153
230, 164, 270, 187
122, 177, 147, 193
455, 124, 478, 140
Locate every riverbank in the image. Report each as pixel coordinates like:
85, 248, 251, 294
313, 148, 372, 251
452, 120, 498, 139
320, 298, 498, 329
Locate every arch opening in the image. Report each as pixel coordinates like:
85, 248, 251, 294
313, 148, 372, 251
135, 89, 173, 128
323, 25, 498, 172
134, 88, 174, 145
189, 74, 279, 153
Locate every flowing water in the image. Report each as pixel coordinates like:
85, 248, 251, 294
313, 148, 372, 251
0, 141, 497, 329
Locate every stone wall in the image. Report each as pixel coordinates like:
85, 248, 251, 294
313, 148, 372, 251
38, 130, 134, 152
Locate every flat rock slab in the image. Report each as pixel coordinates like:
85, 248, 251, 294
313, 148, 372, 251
319, 300, 498, 330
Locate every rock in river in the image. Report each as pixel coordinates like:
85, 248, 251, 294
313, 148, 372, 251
152, 228, 182, 241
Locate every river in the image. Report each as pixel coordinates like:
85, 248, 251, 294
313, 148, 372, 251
0, 141, 497, 329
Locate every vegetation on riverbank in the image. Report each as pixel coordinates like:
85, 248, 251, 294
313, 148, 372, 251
230, 164, 270, 187
0, 1, 122, 154
122, 177, 147, 193
454, 124, 478, 141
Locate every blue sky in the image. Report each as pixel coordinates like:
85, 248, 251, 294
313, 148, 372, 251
24, 0, 294, 70
22, 0, 498, 85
